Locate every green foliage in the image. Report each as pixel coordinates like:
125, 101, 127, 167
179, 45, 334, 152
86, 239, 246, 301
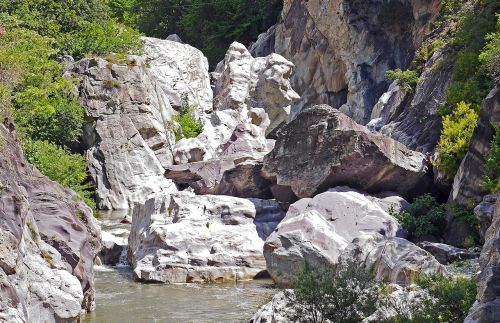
479, 14, 500, 78
0, 28, 84, 147
131, 0, 187, 39
67, 20, 143, 60
415, 274, 476, 323
385, 69, 419, 92
0, 0, 142, 59
483, 125, 500, 193
441, 0, 499, 112
179, 0, 282, 64
172, 94, 203, 141
445, 52, 490, 112
434, 102, 479, 180
288, 261, 381, 323
23, 140, 95, 209
393, 194, 446, 240
0, 26, 95, 210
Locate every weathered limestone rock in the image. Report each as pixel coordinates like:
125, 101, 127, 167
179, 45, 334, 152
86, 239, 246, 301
0, 119, 101, 322
450, 80, 500, 207
250, 0, 440, 124
263, 188, 443, 286
465, 195, 500, 323
65, 56, 178, 210
143, 37, 213, 115
263, 105, 434, 202
418, 241, 480, 265
173, 42, 299, 164
128, 192, 285, 283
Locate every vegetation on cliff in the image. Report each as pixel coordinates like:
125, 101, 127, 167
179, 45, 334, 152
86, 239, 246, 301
0, 0, 143, 210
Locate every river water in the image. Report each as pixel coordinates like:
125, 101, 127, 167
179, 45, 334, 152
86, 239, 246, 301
83, 211, 276, 323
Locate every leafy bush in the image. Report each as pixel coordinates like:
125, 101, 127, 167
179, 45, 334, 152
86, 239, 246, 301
288, 261, 382, 323
389, 274, 477, 323
434, 102, 479, 180
67, 20, 143, 59
483, 125, 500, 192
172, 94, 203, 141
479, 14, 500, 78
23, 140, 95, 209
0, 28, 84, 147
385, 69, 419, 92
393, 194, 446, 240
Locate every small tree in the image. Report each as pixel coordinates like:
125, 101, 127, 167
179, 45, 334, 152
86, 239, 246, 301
287, 261, 382, 323
482, 125, 500, 192
434, 101, 479, 180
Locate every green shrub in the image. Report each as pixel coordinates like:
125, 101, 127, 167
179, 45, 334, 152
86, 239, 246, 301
434, 102, 479, 180
483, 125, 500, 192
67, 20, 143, 59
23, 140, 95, 209
288, 261, 382, 323
389, 274, 477, 323
172, 94, 203, 141
479, 14, 500, 78
385, 69, 419, 92
415, 274, 476, 323
393, 194, 446, 240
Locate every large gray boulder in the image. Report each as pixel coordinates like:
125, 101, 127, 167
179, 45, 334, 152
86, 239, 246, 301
263, 187, 443, 286
65, 56, 178, 210
0, 120, 101, 322
250, 0, 440, 124
143, 37, 213, 116
262, 104, 434, 202
465, 195, 500, 323
128, 192, 285, 283
166, 123, 274, 199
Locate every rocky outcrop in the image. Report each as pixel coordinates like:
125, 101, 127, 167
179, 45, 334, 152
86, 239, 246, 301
250, 0, 440, 124
465, 195, 500, 322
173, 42, 299, 165
449, 80, 500, 207
263, 187, 443, 286
249, 290, 293, 323
262, 104, 434, 202
475, 194, 500, 242
128, 192, 285, 283
379, 44, 455, 153
0, 119, 101, 322
65, 56, 178, 210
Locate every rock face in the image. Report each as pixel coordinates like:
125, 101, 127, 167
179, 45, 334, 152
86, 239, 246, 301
263, 187, 443, 286
379, 44, 455, 153
250, 0, 440, 124
128, 192, 285, 283
249, 290, 293, 323
450, 80, 500, 207
65, 56, 178, 210
465, 195, 500, 323
0, 119, 101, 322
262, 104, 433, 202
143, 37, 213, 116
